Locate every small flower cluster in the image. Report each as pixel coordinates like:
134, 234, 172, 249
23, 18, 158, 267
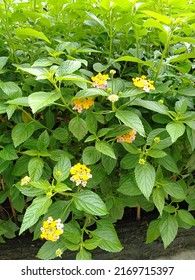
40, 217, 64, 242
132, 75, 155, 92
70, 163, 92, 187
72, 98, 94, 113
117, 130, 137, 143
91, 72, 109, 89
21, 176, 31, 185
107, 94, 119, 103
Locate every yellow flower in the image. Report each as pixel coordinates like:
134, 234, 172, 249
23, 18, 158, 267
132, 76, 155, 92
21, 176, 31, 186
91, 72, 109, 89
72, 98, 94, 113
40, 217, 64, 242
70, 163, 92, 187
116, 130, 137, 143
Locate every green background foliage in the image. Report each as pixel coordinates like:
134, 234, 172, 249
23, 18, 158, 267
0, 0, 195, 258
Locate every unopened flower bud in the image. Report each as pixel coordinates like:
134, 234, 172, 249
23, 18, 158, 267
139, 158, 146, 165
154, 137, 160, 143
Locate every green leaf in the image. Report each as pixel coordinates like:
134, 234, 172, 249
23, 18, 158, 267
101, 154, 117, 175
32, 57, 55, 67
86, 11, 107, 31
118, 173, 141, 196
82, 146, 101, 165
93, 62, 110, 72
12, 122, 35, 148
131, 99, 169, 115
157, 154, 179, 173
73, 190, 108, 216
37, 130, 50, 151
116, 110, 145, 137
76, 248, 92, 260
52, 127, 69, 141
85, 110, 98, 134
28, 157, 44, 181
95, 141, 116, 159
6, 97, 29, 106
0, 81, 22, 99
15, 27, 51, 43
143, 18, 168, 33
16, 184, 45, 197
6, 104, 16, 119
56, 60, 81, 76
0, 104, 8, 114
120, 153, 139, 169
135, 162, 155, 200
166, 122, 185, 143
37, 238, 66, 260
86, 164, 106, 188
15, 65, 46, 77
54, 183, 71, 193
186, 126, 195, 151
142, 10, 172, 25
74, 88, 109, 98
83, 238, 100, 250
146, 219, 161, 244
69, 116, 88, 141
147, 149, 167, 158
177, 209, 195, 226
0, 144, 18, 160
153, 188, 165, 215
56, 74, 89, 83
28, 91, 60, 113
168, 52, 195, 63
115, 56, 153, 67
19, 196, 52, 235
97, 128, 113, 138
175, 99, 188, 114
160, 214, 178, 248
163, 182, 186, 200
53, 156, 71, 182
91, 219, 123, 252
30, 179, 50, 191
121, 143, 141, 154
63, 220, 81, 244
0, 56, 8, 70
43, 200, 71, 223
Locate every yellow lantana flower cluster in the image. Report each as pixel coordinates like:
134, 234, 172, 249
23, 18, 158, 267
117, 130, 137, 143
70, 163, 92, 187
132, 75, 155, 92
40, 217, 64, 242
72, 98, 94, 113
91, 72, 109, 89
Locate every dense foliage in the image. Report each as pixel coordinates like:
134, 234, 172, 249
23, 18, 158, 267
0, 0, 195, 260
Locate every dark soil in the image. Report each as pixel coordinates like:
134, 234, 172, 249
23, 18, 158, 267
0, 210, 195, 260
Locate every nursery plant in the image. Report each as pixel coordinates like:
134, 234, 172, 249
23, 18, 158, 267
0, 0, 195, 260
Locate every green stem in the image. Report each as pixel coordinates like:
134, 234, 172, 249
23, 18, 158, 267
154, 31, 172, 82
51, 80, 77, 115
33, 0, 37, 11
2, 3, 19, 64
136, 35, 141, 75
18, 106, 52, 132
108, 7, 113, 63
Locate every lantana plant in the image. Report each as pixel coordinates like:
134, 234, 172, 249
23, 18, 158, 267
0, 0, 195, 260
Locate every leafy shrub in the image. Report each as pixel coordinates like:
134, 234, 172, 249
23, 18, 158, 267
0, 0, 195, 259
